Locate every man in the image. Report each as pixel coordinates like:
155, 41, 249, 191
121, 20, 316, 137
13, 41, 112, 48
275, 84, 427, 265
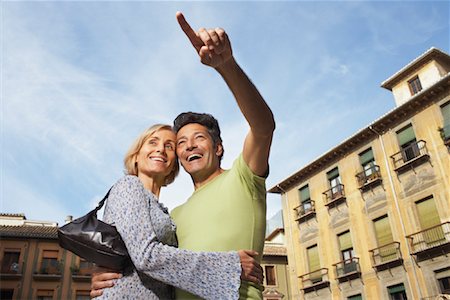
91, 12, 275, 299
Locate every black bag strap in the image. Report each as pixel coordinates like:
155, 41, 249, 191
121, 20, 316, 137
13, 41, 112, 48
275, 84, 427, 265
93, 187, 113, 214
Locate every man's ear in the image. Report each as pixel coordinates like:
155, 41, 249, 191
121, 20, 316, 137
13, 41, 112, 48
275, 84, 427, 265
216, 143, 223, 157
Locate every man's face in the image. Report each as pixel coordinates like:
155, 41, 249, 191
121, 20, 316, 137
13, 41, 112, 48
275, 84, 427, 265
176, 123, 222, 180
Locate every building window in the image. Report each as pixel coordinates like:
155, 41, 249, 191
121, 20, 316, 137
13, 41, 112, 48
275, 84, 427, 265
373, 215, 394, 247
348, 294, 362, 300
408, 75, 422, 95
327, 167, 342, 198
40, 250, 59, 274
0, 289, 14, 300
415, 196, 444, 243
396, 124, 419, 162
299, 185, 312, 213
438, 276, 450, 294
373, 215, 396, 262
338, 231, 356, 273
75, 290, 90, 300
36, 289, 54, 300
440, 101, 450, 144
307, 245, 321, 282
388, 283, 407, 300
265, 265, 276, 286
359, 148, 375, 175
1, 250, 20, 273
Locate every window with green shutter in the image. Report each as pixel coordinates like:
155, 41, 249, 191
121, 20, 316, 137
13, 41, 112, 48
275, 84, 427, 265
359, 148, 375, 176
440, 102, 450, 141
338, 231, 353, 252
396, 124, 416, 147
388, 283, 407, 300
307, 245, 320, 273
299, 185, 310, 202
416, 197, 441, 229
416, 197, 444, 245
441, 102, 450, 126
374, 215, 394, 247
373, 215, 396, 262
359, 148, 374, 166
347, 294, 363, 300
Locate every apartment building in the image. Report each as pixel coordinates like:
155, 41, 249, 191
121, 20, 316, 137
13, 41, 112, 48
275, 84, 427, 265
269, 47, 450, 300
0, 214, 93, 299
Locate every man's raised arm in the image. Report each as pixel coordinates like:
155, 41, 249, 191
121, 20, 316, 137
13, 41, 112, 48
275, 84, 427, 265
176, 12, 275, 177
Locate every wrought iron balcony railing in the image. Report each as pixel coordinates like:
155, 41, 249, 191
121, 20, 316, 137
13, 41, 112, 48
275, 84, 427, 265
390, 140, 429, 171
299, 268, 330, 293
323, 184, 346, 207
33, 260, 63, 281
0, 261, 23, 279
294, 200, 316, 223
439, 124, 450, 146
0, 261, 22, 274
355, 165, 382, 189
369, 242, 403, 271
333, 257, 361, 282
406, 222, 450, 261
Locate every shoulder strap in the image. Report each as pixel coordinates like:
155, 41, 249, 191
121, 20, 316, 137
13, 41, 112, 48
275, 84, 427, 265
93, 187, 113, 213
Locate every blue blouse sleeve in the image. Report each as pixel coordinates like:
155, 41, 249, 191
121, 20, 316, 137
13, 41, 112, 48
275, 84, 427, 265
106, 176, 241, 300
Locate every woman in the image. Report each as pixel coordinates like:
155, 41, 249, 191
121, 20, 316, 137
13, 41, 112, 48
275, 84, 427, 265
97, 124, 261, 299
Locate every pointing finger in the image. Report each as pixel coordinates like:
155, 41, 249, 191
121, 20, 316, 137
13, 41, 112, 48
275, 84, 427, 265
176, 11, 202, 51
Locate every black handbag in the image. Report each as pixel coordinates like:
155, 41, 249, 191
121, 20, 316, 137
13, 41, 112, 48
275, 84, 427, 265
58, 188, 131, 270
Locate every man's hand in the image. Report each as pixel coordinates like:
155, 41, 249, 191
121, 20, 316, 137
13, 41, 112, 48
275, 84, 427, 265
90, 267, 122, 298
176, 11, 232, 68
238, 250, 263, 285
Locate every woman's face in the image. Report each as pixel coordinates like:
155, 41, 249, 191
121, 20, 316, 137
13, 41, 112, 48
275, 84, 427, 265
135, 129, 177, 181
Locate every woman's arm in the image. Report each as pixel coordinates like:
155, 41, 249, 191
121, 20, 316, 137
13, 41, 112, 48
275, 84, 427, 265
106, 176, 258, 299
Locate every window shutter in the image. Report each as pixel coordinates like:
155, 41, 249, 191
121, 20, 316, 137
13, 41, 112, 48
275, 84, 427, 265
359, 148, 374, 166
416, 197, 441, 229
299, 185, 310, 202
441, 102, 450, 126
327, 168, 339, 180
307, 245, 320, 272
388, 283, 406, 294
338, 231, 352, 251
374, 216, 394, 247
397, 125, 416, 146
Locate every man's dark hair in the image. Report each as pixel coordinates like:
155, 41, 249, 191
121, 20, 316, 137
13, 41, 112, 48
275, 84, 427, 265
173, 112, 224, 161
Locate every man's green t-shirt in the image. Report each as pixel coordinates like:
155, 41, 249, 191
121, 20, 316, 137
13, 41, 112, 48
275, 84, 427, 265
170, 154, 267, 299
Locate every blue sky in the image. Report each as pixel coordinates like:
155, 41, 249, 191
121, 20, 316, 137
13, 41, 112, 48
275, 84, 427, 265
1, 1, 449, 226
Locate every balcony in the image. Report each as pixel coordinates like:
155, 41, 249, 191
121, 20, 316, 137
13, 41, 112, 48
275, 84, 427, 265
390, 140, 430, 174
323, 184, 346, 209
355, 165, 382, 191
299, 268, 330, 294
71, 266, 93, 282
439, 124, 450, 147
0, 262, 23, 280
333, 257, 361, 283
33, 261, 63, 281
369, 242, 403, 272
406, 222, 450, 262
294, 200, 316, 223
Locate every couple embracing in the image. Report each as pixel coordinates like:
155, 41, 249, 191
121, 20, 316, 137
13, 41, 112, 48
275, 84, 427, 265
90, 12, 275, 300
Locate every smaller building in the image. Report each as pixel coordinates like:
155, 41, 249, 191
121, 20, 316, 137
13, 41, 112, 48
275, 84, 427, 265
0, 213, 93, 300
262, 228, 291, 299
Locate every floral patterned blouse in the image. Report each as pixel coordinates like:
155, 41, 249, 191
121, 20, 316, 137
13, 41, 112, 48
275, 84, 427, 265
98, 175, 241, 299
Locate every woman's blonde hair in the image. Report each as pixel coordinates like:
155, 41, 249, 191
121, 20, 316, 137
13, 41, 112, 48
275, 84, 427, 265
123, 124, 179, 186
